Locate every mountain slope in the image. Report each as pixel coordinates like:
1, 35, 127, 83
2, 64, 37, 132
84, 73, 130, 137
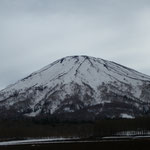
0, 55, 150, 120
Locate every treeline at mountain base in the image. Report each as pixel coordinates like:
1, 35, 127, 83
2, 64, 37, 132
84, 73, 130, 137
0, 117, 150, 140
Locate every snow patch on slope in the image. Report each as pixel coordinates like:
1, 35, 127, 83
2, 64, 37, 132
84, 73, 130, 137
120, 113, 135, 119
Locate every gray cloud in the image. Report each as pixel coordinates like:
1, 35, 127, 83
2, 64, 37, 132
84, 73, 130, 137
0, 0, 150, 90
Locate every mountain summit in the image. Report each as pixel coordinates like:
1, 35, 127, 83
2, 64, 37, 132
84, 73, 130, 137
0, 55, 150, 121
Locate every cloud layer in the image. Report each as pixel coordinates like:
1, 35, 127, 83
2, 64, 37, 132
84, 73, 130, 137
1, 0, 150, 90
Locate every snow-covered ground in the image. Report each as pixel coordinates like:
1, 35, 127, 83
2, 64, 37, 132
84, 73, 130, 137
1, 134, 150, 146
115, 130, 150, 136
0, 137, 79, 146
101, 130, 150, 141
102, 135, 150, 141
120, 113, 135, 119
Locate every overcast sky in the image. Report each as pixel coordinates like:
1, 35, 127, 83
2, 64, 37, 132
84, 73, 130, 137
0, 0, 150, 90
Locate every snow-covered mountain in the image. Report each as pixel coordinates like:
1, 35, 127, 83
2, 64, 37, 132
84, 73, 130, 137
0, 55, 150, 120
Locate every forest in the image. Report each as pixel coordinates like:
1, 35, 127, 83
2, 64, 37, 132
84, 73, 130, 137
0, 117, 150, 140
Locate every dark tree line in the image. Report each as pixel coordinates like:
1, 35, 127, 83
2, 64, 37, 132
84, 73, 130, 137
1, 117, 150, 140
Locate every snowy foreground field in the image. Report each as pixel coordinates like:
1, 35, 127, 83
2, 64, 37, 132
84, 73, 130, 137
1, 136, 150, 150
0, 137, 79, 146
0, 135, 150, 146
